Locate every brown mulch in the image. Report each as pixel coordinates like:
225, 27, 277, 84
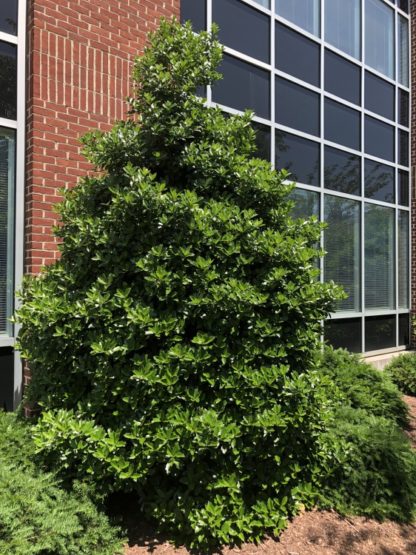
124, 396, 416, 555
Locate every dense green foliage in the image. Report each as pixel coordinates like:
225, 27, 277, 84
317, 348, 409, 427
16, 20, 342, 548
385, 352, 416, 395
0, 413, 123, 555
319, 407, 416, 522
316, 348, 416, 522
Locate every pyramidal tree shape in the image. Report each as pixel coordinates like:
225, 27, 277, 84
17, 20, 343, 549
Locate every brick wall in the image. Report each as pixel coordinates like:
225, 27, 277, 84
411, 0, 416, 344
26, 0, 180, 275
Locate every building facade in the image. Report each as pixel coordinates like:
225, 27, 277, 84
0, 0, 412, 408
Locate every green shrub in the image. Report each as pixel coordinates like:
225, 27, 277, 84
317, 347, 409, 427
385, 352, 416, 395
16, 20, 342, 549
0, 413, 124, 555
319, 407, 416, 522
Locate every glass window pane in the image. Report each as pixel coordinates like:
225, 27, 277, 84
289, 188, 319, 219
0, 129, 15, 336
365, 204, 395, 310
276, 0, 320, 36
324, 195, 361, 313
0, 0, 17, 35
399, 89, 409, 127
0, 348, 14, 411
399, 314, 410, 347
365, 71, 394, 121
398, 211, 409, 309
325, 50, 361, 105
398, 0, 409, 13
365, 116, 395, 162
181, 0, 206, 31
325, 99, 361, 150
213, 0, 270, 63
252, 122, 271, 161
365, 315, 396, 351
213, 54, 270, 120
325, 0, 361, 59
398, 15, 409, 87
275, 77, 320, 136
365, 0, 394, 79
275, 131, 320, 186
324, 146, 361, 196
0, 41, 17, 120
325, 318, 362, 353
364, 160, 395, 203
275, 23, 320, 87
398, 170, 409, 206
399, 130, 409, 167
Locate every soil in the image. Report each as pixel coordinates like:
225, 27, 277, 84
124, 396, 416, 555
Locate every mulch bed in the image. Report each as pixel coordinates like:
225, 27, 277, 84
124, 395, 416, 555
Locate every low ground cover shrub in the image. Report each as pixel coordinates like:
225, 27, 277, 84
16, 20, 343, 549
317, 347, 409, 427
385, 353, 416, 395
0, 412, 124, 555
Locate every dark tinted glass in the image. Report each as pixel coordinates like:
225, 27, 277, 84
325, 50, 360, 105
399, 0, 409, 13
181, 0, 206, 31
365, 72, 394, 120
325, 319, 362, 353
365, 116, 394, 162
0, 1, 17, 35
275, 23, 320, 86
365, 160, 395, 203
365, 315, 396, 351
399, 170, 409, 206
275, 78, 320, 136
213, 54, 270, 119
399, 130, 409, 167
399, 314, 410, 346
0, 42, 17, 120
325, 99, 360, 150
290, 188, 319, 219
324, 146, 361, 195
252, 122, 271, 160
0, 348, 14, 411
275, 131, 320, 186
213, 0, 269, 63
399, 89, 409, 127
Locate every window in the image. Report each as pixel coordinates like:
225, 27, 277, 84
252, 122, 271, 161
325, 0, 361, 59
398, 211, 409, 309
213, 54, 270, 119
0, 129, 15, 336
324, 146, 361, 196
398, 0, 409, 13
324, 195, 361, 312
365, 116, 395, 162
0, 0, 17, 36
365, 72, 395, 121
325, 50, 361, 105
275, 23, 320, 87
365, 316, 396, 351
213, 0, 270, 63
365, 204, 395, 310
325, 318, 362, 352
325, 99, 361, 150
399, 89, 409, 127
275, 77, 320, 136
276, 0, 320, 36
0, 41, 17, 120
180, 0, 206, 32
364, 160, 395, 203
289, 188, 319, 219
275, 131, 320, 186
399, 314, 410, 347
398, 170, 409, 206
399, 130, 409, 167
365, 0, 394, 79
398, 15, 409, 87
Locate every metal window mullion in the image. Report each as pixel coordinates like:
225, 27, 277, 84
270, 0, 275, 167
361, 0, 366, 352
320, 0, 325, 290
207, 0, 212, 104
